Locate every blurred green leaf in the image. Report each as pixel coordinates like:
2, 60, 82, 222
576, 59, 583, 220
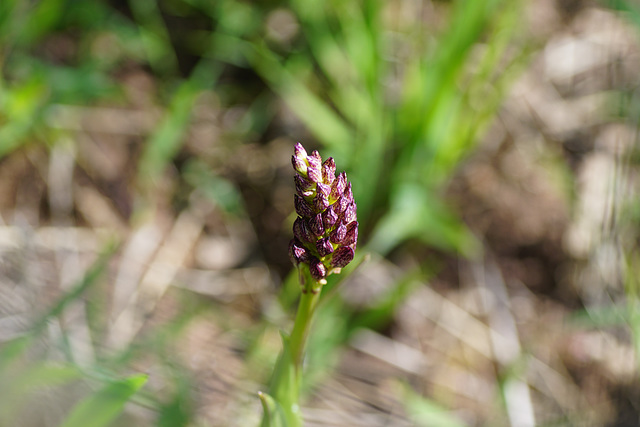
59, 374, 148, 427
138, 60, 221, 187
183, 159, 244, 215
0, 77, 48, 158
128, 0, 178, 76
258, 391, 287, 427
31, 241, 117, 335
401, 382, 468, 427
348, 271, 422, 333
607, 0, 640, 28
0, 363, 82, 422
0, 336, 32, 371
18, 0, 67, 46
367, 183, 480, 256
157, 375, 193, 427
246, 42, 354, 161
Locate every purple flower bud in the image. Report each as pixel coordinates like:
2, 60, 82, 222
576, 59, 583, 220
335, 194, 349, 216
330, 223, 347, 244
343, 182, 353, 203
322, 158, 336, 185
293, 217, 313, 243
295, 174, 315, 197
308, 150, 322, 167
292, 143, 308, 175
289, 239, 308, 265
343, 202, 357, 224
309, 257, 327, 280
316, 237, 334, 257
316, 182, 330, 198
344, 221, 358, 246
307, 151, 322, 183
308, 213, 324, 237
294, 194, 314, 218
322, 205, 338, 229
314, 191, 330, 212
330, 172, 347, 201
294, 142, 308, 158
331, 246, 354, 268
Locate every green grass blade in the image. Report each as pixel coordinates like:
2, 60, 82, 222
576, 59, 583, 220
59, 374, 148, 427
31, 241, 117, 335
137, 60, 221, 187
258, 391, 287, 427
0, 363, 82, 422
401, 382, 468, 427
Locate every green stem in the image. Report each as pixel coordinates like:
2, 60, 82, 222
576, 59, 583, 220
263, 267, 322, 427
288, 290, 321, 372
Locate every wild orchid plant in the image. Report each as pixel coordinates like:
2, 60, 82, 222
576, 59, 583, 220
259, 143, 358, 427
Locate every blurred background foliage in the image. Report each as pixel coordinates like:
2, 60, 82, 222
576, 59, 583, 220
1, 0, 640, 426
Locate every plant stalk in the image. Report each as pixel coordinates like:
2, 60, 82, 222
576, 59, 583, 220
263, 267, 322, 427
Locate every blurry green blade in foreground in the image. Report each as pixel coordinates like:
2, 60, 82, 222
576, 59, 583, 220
59, 374, 148, 427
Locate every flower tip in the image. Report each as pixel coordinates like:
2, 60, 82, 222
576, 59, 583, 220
294, 142, 307, 158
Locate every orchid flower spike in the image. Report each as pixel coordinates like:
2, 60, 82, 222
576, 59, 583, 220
288, 143, 358, 291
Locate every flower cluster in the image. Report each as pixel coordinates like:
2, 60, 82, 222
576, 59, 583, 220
288, 143, 358, 286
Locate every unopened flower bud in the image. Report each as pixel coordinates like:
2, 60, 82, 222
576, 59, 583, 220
330, 223, 347, 244
293, 217, 313, 243
295, 194, 314, 218
289, 239, 308, 265
322, 206, 338, 229
308, 213, 324, 237
330, 172, 347, 201
288, 143, 358, 288
344, 221, 358, 246
306, 151, 323, 182
316, 237, 334, 257
295, 174, 315, 197
309, 257, 327, 281
292, 143, 308, 175
322, 158, 336, 185
331, 246, 354, 268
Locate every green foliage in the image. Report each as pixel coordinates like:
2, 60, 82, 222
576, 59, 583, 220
59, 374, 148, 427
219, 0, 527, 256
401, 382, 468, 427
0, 0, 535, 425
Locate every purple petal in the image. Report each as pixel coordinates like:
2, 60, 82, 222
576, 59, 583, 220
330, 172, 346, 201
316, 237, 334, 257
307, 151, 322, 182
294, 217, 313, 243
316, 182, 330, 198
343, 182, 353, 204
289, 239, 308, 265
331, 246, 354, 268
308, 150, 322, 167
314, 191, 330, 212
294, 142, 308, 159
307, 166, 322, 183
295, 174, 315, 197
322, 205, 338, 229
343, 201, 357, 224
322, 158, 336, 185
292, 155, 307, 175
308, 214, 324, 237
344, 221, 358, 246
335, 194, 349, 216
330, 223, 347, 244
294, 194, 315, 218
309, 257, 327, 280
